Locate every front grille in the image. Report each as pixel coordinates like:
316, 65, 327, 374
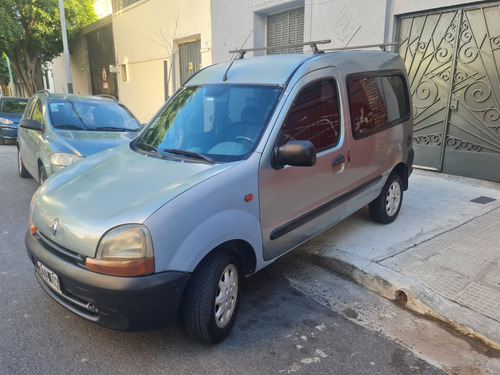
35, 231, 86, 265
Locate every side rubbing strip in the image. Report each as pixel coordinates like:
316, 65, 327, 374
270, 175, 383, 240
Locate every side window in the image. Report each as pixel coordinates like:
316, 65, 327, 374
348, 74, 409, 139
280, 79, 340, 152
31, 99, 45, 125
23, 99, 36, 120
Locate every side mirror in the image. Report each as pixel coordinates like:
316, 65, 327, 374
273, 140, 316, 169
19, 119, 44, 131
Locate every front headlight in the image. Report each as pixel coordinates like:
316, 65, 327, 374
50, 152, 82, 167
86, 224, 155, 276
0, 117, 14, 125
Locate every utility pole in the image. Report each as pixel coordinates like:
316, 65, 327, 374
58, 0, 73, 93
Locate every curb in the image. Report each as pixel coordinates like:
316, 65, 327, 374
306, 248, 500, 351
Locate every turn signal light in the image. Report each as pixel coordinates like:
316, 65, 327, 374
29, 219, 36, 234
86, 257, 155, 276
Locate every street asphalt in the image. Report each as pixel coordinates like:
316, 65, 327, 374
295, 168, 500, 350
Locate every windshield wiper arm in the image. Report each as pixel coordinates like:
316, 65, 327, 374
135, 141, 166, 159
163, 148, 215, 164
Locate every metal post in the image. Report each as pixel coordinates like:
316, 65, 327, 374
383, 0, 394, 51
58, 0, 73, 93
5, 55, 17, 96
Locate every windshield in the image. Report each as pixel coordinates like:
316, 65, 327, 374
135, 84, 283, 163
48, 99, 141, 131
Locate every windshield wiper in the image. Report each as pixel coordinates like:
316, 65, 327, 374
54, 124, 85, 130
163, 148, 215, 164
86, 126, 129, 132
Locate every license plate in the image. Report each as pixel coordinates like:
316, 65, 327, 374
37, 261, 61, 293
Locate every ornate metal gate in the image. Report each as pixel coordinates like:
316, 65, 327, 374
397, 4, 500, 182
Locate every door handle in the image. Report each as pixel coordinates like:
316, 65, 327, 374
332, 154, 345, 174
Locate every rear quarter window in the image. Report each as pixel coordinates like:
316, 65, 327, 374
348, 73, 410, 139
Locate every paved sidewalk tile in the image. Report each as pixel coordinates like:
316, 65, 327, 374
380, 207, 500, 324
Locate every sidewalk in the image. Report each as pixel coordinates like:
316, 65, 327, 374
296, 169, 500, 350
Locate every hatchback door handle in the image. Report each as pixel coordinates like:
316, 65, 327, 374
332, 154, 345, 174
332, 154, 345, 167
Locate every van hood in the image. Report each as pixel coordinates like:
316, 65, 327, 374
54, 129, 138, 156
31, 144, 238, 257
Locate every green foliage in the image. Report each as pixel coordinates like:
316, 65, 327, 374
0, 0, 97, 95
0, 54, 11, 88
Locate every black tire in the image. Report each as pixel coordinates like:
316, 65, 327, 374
17, 148, 31, 178
0, 138, 4, 145
38, 165, 47, 185
369, 173, 403, 224
184, 250, 240, 344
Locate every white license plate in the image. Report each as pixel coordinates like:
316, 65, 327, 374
37, 261, 61, 293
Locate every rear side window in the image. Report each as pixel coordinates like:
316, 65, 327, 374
348, 74, 409, 139
280, 79, 340, 152
32, 99, 45, 125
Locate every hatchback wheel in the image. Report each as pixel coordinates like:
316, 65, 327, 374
369, 173, 403, 224
184, 250, 240, 344
18, 148, 31, 178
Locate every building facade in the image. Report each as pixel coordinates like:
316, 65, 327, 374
51, 0, 500, 182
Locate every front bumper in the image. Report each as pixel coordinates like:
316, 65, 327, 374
25, 230, 190, 331
0, 125, 17, 140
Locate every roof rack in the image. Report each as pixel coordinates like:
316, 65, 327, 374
322, 42, 398, 52
36, 89, 51, 96
229, 39, 332, 58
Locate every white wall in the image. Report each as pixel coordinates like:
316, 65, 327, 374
210, 0, 488, 64
112, 0, 212, 122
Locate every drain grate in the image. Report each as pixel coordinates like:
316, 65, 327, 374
470, 196, 497, 204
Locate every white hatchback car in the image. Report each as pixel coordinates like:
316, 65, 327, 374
25, 46, 413, 343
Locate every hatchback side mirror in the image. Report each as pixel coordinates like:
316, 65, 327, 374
272, 140, 316, 169
19, 119, 44, 132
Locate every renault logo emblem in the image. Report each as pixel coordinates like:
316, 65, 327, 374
50, 218, 59, 236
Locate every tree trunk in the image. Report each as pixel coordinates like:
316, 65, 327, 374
7, 50, 43, 98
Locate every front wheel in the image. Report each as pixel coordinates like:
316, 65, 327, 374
18, 148, 31, 178
184, 250, 240, 344
39, 165, 47, 185
369, 173, 403, 224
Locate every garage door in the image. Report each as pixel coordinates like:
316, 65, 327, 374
397, 4, 500, 182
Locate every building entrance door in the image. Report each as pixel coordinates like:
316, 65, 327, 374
179, 40, 201, 85
398, 4, 500, 182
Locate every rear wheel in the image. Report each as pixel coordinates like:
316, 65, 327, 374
369, 173, 403, 224
184, 250, 240, 344
17, 148, 31, 178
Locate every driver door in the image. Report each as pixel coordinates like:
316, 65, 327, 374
259, 69, 353, 260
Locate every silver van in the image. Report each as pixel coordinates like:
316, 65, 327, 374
25, 45, 413, 343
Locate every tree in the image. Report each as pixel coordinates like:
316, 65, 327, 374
0, 0, 96, 97
0, 54, 13, 94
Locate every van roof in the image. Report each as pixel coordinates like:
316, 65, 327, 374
186, 50, 403, 86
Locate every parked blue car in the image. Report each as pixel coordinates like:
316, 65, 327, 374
0, 96, 29, 144
17, 92, 142, 184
